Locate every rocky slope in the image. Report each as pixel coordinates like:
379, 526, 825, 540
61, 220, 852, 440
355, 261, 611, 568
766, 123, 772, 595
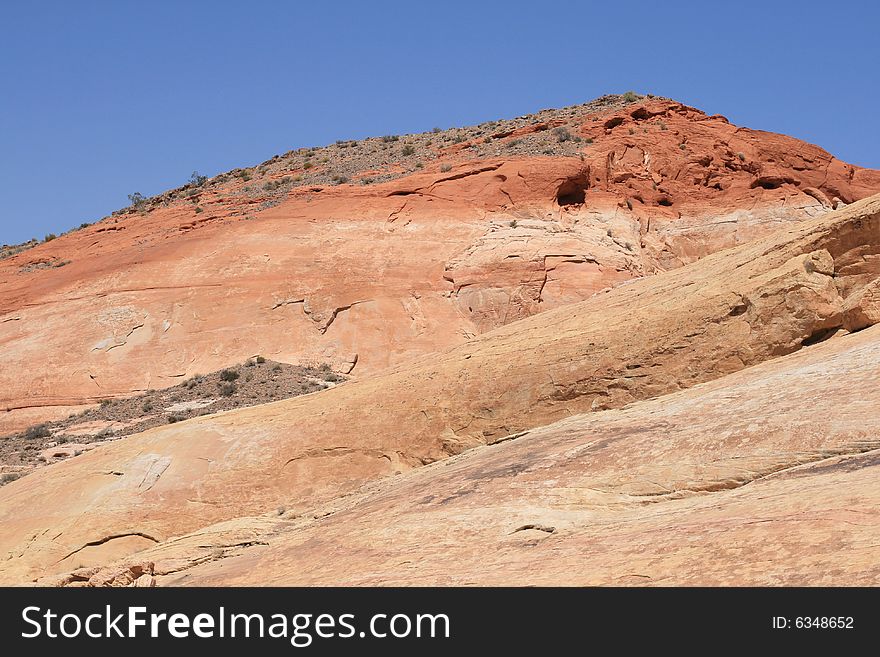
2, 194, 879, 585
2, 95, 879, 435
57, 321, 880, 587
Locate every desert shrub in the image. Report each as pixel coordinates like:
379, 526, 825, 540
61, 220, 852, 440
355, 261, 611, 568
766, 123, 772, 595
0, 472, 22, 485
194, 207, 203, 213
189, 171, 208, 187
509, 220, 518, 228
737, 152, 746, 161
302, 162, 314, 170
584, 137, 594, 144
507, 139, 522, 148
256, 355, 266, 364
452, 134, 466, 144
219, 382, 237, 396
432, 127, 441, 134
128, 192, 146, 209
219, 369, 239, 382
271, 364, 282, 372
142, 400, 153, 412
245, 358, 256, 367
99, 399, 112, 407
23, 424, 51, 440
44, 233, 57, 242
553, 127, 572, 142
414, 162, 423, 169
401, 145, 415, 156
167, 414, 185, 424
382, 135, 399, 143
657, 121, 667, 131
440, 164, 452, 172
622, 91, 638, 103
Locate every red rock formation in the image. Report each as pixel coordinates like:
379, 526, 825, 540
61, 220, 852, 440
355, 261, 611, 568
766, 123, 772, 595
0, 98, 878, 434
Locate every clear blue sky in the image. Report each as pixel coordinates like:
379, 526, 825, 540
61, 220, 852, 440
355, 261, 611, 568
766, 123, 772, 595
2, 0, 878, 245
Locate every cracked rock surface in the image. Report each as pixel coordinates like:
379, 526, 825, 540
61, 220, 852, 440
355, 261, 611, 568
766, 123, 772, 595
3, 195, 880, 585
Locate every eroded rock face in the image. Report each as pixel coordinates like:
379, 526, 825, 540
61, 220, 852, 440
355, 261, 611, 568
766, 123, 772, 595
62, 323, 880, 586
2, 195, 879, 585
1, 100, 878, 433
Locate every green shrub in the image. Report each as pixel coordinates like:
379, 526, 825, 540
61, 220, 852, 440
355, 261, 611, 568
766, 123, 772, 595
219, 369, 239, 382
128, 192, 146, 208
44, 233, 57, 242
401, 145, 415, 156
553, 127, 572, 142
189, 171, 208, 186
256, 355, 266, 364
23, 424, 51, 440
622, 91, 638, 103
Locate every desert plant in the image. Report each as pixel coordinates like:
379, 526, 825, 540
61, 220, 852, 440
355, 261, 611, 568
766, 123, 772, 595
167, 414, 185, 424
737, 152, 746, 161
23, 424, 51, 440
432, 127, 441, 134
401, 145, 415, 156
440, 164, 452, 172
256, 355, 266, 364
622, 91, 638, 102
128, 192, 146, 208
142, 400, 153, 412
189, 171, 208, 187
219, 382, 237, 396
0, 472, 22, 485
553, 127, 572, 142
382, 135, 400, 143
219, 369, 239, 382
44, 233, 57, 242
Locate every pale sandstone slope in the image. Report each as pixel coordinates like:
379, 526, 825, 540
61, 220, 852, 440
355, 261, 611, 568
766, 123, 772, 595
67, 321, 880, 587
1, 194, 879, 585
2, 98, 878, 433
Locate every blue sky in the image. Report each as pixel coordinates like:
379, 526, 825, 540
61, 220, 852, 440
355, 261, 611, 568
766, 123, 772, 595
1, 0, 878, 244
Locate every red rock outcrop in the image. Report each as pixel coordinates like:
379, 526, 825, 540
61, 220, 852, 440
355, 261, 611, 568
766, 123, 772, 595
1, 98, 878, 434
2, 194, 879, 585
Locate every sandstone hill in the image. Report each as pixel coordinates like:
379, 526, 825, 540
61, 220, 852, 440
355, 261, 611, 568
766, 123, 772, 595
2, 95, 878, 437
1, 193, 879, 585
1, 95, 879, 586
